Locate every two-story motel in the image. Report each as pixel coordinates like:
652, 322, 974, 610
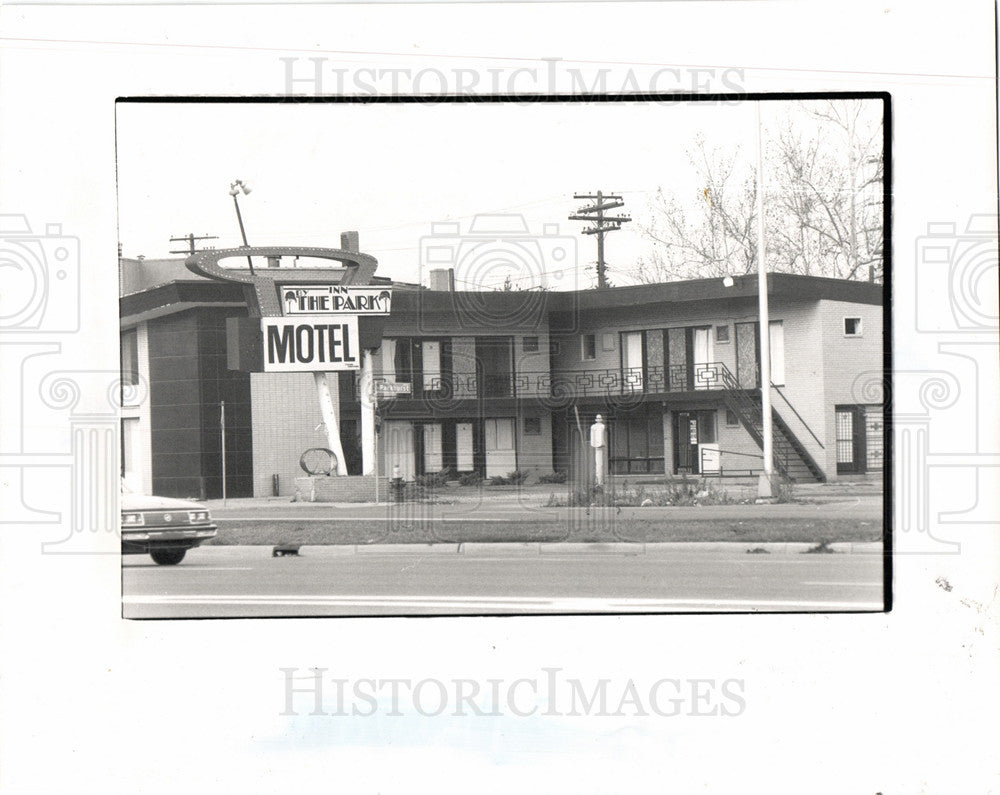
119, 253, 884, 499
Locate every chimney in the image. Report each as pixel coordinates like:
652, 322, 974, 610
341, 231, 359, 253
429, 268, 455, 291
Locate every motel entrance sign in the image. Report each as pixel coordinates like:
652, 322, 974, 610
186, 237, 390, 476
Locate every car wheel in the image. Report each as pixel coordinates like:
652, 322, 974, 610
150, 548, 186, 565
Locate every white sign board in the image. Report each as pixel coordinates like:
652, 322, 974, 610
261, 315, 360, 372
700, 443, 720, 473
281, 285, 392, 315
376, 381, 412, 395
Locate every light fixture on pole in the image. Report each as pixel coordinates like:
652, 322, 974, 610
229, 179, 254, 274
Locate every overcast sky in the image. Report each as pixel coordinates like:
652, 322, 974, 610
116, 98, 874, 289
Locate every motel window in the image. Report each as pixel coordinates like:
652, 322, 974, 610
523, 336, 539, 353
393, 338, 412, 383
609, 413, 665, 475
581, 334, 596, 361
602, 333, 616, 352
697, 412, 717, 444
715, 325, 730, 343
725, 409, 740, 427
524, 417, 542, 436
121, 328, 139, 386
844, 317, 862, 336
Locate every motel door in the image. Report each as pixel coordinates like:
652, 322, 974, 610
383, 421, 416, 480
674, 410, 717, 474
692, 327, 714, 389
835, 405, 867, 474
422, 423, 444, 473
455, 422, 475, 473
484, 418, 516, 478
674, 412, 699, 473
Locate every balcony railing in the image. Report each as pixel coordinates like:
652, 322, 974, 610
357, 363, 731, 402
545, 362, 729, 399
364, 371, 550, 400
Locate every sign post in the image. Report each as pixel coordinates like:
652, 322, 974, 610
373, 386, 380, 504
220, 400, 227, 506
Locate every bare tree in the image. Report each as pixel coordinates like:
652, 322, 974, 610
631, 100, 884, 284
633, 135, 758, 283
774, 100, 884, 281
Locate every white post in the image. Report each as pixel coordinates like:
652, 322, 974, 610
220, 400, 227, 506
590, 413, 607, 488
360, 349, 376, 475
755, 101, 774, 499
314, 371, 348, 476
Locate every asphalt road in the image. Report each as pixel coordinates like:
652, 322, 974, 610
122, 543, 885, 617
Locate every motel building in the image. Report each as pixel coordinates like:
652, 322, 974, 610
119, 242, 884, 500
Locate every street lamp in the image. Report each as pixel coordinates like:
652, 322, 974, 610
720, 101, 773, 500
229, 179, 254, 273
753, 102, 774, 498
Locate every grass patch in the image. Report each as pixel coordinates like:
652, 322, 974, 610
207, 516, 881, 546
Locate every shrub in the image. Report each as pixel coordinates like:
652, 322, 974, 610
485, 470, 530, 486
506, 470, 530, 485
773, 477, 794, 503
538, 471, 567, 484
415, 470, 451, 488
458, 471, 483, 487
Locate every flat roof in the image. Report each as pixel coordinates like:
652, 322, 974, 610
395, 272, 883, 314
120, 269, 882, 323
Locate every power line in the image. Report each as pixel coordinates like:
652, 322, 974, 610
568, 191, 632, 288
169, 233, 218, 255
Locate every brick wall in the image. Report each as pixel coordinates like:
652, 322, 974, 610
819, 300, 885, 479
294, 474, 390, 502
767, 301, 827, 475
716, 405, 767, 475
252, 371, 340, 497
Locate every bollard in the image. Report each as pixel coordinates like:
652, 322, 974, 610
391, 464, 404, 502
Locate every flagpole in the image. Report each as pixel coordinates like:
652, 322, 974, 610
755, 101, 774, 498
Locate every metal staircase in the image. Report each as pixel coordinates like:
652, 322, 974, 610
717, 365, 826, 483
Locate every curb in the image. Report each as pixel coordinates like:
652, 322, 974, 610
244, 540, 884, 557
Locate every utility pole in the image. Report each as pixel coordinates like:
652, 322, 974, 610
569, 191, 632, 288
169, 233, 219, 255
